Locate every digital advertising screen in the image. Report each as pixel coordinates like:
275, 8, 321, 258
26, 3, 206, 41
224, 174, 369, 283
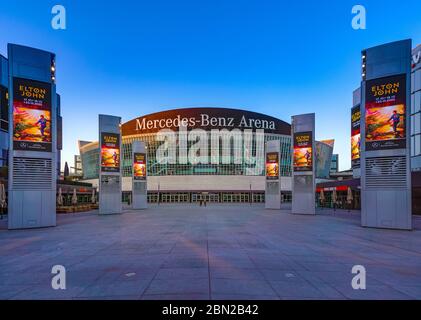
265, 152, 279, 180
365, 74, 407, 151
293, 132, 313, 172
12, 78, 52, 152
101, 132, 120, 172
351, 105, 361, 167
133, 152, 147, 180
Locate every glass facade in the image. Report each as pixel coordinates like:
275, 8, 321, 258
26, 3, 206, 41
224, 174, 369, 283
122, 190, 292, 204
330, 154, 339, 173
121, 132, 292, 178
74, 155, 82, 175
0, 57, 9, 169
80, 147, 100, 179
411, 64, 421, 161
80, 132, 292, 180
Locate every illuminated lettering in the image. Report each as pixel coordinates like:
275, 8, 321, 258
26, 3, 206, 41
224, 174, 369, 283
135, 114, 277, 132
371, 82, 400, 97
19, 85, 46, 100
136, 118, 146, 131
201, 114, 210, 126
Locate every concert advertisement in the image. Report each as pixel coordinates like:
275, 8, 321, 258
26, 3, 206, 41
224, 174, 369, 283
13, 77, 52, 152
365, 74, 406, 151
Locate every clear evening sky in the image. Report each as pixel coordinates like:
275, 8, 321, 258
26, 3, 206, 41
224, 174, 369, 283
1, 0, 420, 171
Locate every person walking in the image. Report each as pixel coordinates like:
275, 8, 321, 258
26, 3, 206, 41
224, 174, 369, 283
203, 192, 208, 207
332, 189, 337, 213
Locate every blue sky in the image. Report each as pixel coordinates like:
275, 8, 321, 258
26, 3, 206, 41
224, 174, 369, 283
1, 0, 420, 171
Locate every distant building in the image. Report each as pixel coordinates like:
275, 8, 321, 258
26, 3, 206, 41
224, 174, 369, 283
78, 140, 99, 180
330, 154, 339, 173
73, 155, 82, 175
315, 140, 335, 179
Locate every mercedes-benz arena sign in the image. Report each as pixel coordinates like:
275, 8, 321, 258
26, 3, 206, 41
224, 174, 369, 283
121, 107, 291, 136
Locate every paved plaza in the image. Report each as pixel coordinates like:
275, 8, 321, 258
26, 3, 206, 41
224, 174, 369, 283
0, 205, 421, 300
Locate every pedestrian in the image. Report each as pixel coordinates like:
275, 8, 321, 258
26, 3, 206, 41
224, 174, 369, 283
203, 192, 207, 207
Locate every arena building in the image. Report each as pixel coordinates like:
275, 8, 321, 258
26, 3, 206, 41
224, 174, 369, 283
79, 107, 294, 203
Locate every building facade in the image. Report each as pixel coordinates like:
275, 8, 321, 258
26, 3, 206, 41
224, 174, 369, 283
80, 107, 293, 203
73, 154, 82, 175
0, 54, 8, 172
411, 45, 421, 170
330, 154, 339, 173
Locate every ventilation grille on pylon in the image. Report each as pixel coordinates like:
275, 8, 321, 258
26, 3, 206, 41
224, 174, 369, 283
12, 157, 53, 190
365, 156, 407, 190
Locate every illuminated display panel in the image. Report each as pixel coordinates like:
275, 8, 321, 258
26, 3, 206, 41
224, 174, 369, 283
293, 132, 313, 172
13, 78, 52, 152
101, 132, 120, 172
351, 105, 361, 167
133, 152, 146, 180
365, 74, 406, 151
266, 152, 279, 180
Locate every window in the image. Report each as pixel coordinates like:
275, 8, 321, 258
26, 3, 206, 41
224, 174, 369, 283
416, 134, 421, 156
415, 91, 421, 114
0, 85, 8, 132
415, 70, 421, 92
0, 149, 8, 167
411, 115, 415, 135
412, 72, 415, 94
411, 136, 415, 157
415, 113, 421, 136
412, 94, 415, 114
